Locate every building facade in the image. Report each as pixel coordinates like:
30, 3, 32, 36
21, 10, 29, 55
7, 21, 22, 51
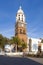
27, 37, 43, 53
15, 6, 43, 53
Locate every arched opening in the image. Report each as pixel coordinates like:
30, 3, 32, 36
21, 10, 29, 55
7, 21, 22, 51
20, 29, 22, 34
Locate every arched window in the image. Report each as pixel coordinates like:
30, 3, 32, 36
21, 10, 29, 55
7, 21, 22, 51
29, 39, 32, 52
23, 30, 26, 34
20, 29, 22, 34
38, 46, 41, 53
22, 15, 23, 21
18, 15, 20, 20
22, 39, 24, 42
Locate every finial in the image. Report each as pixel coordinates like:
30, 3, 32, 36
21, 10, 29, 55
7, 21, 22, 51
20, 6, 22, 9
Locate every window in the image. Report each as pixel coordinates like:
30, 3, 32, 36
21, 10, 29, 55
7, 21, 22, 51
18, 15, 20, 20
20, 29, 22, 34
22, 15, 23, 21
22, 39, 24, 42
23, 30, 26, 34
38, 46, 41, 53
29, 39, 32, 52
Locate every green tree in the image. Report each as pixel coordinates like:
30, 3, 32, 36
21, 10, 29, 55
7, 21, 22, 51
11, 36, 21, 52
0, 34, 4, 48
0, 34, 9, 49
21, 42, 27, 51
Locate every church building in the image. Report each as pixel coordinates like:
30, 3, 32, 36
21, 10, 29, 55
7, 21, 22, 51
15, 6, 43, 53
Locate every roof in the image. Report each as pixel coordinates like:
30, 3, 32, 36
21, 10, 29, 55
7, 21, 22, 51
17, 6, 24, 14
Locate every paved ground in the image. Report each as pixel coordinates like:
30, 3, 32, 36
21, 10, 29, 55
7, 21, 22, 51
0, 55, 43, 65
27, 57, 43, 64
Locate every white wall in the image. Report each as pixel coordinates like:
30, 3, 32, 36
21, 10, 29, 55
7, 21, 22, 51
31, 38, 39, 52
28, 37, 41, 53
41, 43, 43, 51
31, 38, 41, 52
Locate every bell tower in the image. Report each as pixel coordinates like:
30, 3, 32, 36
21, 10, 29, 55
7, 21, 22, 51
15, 6, 27, 43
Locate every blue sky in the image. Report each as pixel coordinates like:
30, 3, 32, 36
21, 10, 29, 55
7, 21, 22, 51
0, 0, 43, 39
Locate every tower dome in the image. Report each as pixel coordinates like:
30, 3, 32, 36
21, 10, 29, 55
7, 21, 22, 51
16, 6, 25, 22
17, 6, 24, 14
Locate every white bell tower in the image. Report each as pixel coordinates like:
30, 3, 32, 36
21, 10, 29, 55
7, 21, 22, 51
16, 6, 25, 23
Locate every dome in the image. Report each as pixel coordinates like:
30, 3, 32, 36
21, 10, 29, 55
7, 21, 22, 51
16, 6, 25, 22
17, 6, 24, 14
